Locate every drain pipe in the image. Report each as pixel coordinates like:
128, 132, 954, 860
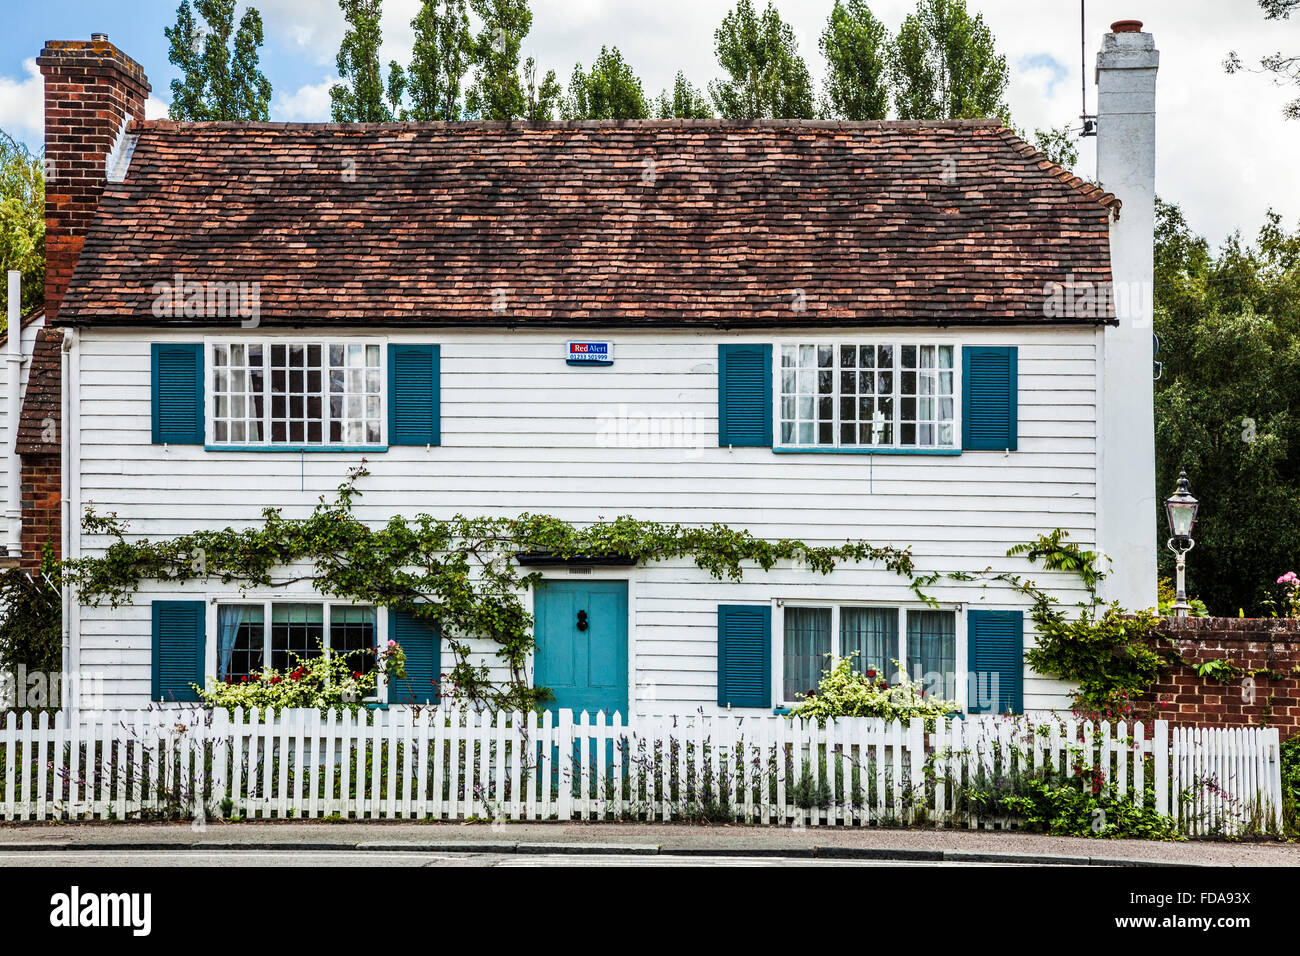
61, 328, 73, 709
5, 271, 21, 559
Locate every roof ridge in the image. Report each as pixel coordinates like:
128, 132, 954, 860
130, 117, 1005, 132
994, 126, 1121, 214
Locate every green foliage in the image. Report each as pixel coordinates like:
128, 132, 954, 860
1156, 577, 1209, 617
0, 132, 43, 322
165, 0, 272, 121
465, 0, 533, 120
654, 73, 714, 119
1005, 530, 1170, 718
564, 46, 649, 120
709, 0, 814, 120
1193, 658, 1241, 683
1225, 0, 1299, 121
0, 567, 62, 684
331, 0, 403, 121
522, 57, 562, 121
788, 654, 959, 722
819, 0, 890, 120
1281, 734, 1300, 836
403, 0, 473, 120
196, 641, 384, 714
889, 0, 1009, 120
65, 464, 920, 712
959, 759, 1181, 839
1029, 124, 1079, 170
1153, 198, 1300, 614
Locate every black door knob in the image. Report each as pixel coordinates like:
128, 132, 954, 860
576, 610, 589, 631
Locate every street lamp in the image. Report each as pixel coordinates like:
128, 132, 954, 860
1164, 471, 1199, 618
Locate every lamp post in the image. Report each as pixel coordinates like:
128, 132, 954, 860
1164, 471, 1199, 618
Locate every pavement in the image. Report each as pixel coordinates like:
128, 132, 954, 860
0, 821, 1295, 866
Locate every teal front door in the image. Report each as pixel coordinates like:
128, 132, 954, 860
534, 580, 628, 717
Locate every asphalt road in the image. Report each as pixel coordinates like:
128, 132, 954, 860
0, 849, 1024, 867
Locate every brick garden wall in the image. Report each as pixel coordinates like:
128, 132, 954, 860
1144, 618, 1300, 739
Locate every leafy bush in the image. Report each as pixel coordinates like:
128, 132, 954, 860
196, 640, 405, 714
958, 760, 1181, 839
1022, 602, 1170, 719
1282, 735, 1300, 837
788, 654, 959, 723
1157, 577, 1209, 617
0, 565, 61, 703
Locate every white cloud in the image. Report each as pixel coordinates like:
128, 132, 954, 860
0, 58, 43, 147
274, 77, 338, 122
145, 95, 170, 121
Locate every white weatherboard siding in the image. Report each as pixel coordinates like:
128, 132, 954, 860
0, 314, 45, 556
72, 326, 1100, 714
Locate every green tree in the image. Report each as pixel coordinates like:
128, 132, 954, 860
0, 133, 44, 324
1153, 198, 1300, 614
820, 0, 890, 120
1029, 124, 1079, 169
655, 73, 714, 119
523, 57, 562, 121
709, 0, 814, 120
164, 0, 272, 120
889, 0, 1009, 120
564, 46, 649, 120
404, 0, 473, 120
1226, 0, 1300, 120
331, 0, 403, 122
465, 0, 533, 120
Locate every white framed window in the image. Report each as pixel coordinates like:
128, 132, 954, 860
774, 602, 961, 708
214, 600, 378, 685
209, 340, 385, 446
777, 343, 957, 448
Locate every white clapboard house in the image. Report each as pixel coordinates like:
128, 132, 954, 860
25, 26, 1160, 717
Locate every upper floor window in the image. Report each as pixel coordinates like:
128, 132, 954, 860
210, 341, 384, 446
778, 344, 956, 448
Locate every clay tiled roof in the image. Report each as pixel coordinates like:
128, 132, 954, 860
15, 326, 62, 455
59, 119, 1117, 328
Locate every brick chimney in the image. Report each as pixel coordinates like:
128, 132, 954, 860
13, 38, 149, 569
36, 36, 150, 322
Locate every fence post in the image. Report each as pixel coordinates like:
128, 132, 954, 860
558, 710, 573, 822
907, 717, 924, 825
1153, 719, 1169, 817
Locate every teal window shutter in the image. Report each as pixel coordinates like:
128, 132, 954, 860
967, 609, 1024, 715
718, 344, 772, 447
151, 344, 204, 444
388, 344, 440, 446
962, 346, 1018, 450
388, 609, 440, 704
717, 604, 771, 708
151, 600, 205, 702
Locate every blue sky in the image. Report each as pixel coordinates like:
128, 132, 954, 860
2, 1, 1298, 246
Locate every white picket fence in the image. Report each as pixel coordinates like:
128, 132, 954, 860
0, 707, 1286, 835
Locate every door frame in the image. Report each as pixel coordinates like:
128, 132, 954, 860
526, 570, 637, 718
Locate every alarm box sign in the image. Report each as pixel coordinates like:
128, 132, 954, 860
566, 341, 614, 366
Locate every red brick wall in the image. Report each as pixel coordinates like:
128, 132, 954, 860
1143, 618, 1300, 739
20, 454, 60, 568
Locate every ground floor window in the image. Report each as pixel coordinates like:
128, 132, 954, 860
778, 603, 957, 705
217, 601, 377, 683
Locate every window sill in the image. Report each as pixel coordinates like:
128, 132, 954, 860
772, 446, 961, 456
204, 445, 389, 453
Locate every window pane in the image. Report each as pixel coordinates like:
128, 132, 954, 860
330, 605, 377, 676
271, 602, 325, 671
218, 604, 265, 683
783, 607, 831, 701
779, 344, 833, 446
840, 607, 898, 678
906, 610, 956, 699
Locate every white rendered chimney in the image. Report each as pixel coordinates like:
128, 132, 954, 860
1096, 20, 1159, 610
